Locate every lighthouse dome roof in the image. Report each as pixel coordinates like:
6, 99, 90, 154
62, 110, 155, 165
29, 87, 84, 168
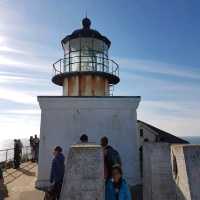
61, 17, 111, 48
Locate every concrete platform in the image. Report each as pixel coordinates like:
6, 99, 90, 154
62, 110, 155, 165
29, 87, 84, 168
3, 162, 44, 200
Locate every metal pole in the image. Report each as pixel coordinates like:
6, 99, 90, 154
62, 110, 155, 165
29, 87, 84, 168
5, 150, 8, 170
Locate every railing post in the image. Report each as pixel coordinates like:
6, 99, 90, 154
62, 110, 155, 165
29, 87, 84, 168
5, 150, 8, 170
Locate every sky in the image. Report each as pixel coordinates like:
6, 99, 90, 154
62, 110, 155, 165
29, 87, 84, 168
0, 0, 200, 140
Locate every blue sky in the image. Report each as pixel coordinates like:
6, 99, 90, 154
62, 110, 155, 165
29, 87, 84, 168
0, 0, 200, 139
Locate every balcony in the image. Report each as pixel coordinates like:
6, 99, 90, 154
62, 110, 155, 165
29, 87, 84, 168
52, 55, 120, 86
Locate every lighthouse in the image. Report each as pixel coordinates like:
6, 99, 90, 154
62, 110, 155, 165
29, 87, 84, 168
52, 17, 119, 96
36, 18, 141, 191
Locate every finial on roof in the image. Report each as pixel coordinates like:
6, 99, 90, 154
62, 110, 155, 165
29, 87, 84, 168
82, 17, 91, 29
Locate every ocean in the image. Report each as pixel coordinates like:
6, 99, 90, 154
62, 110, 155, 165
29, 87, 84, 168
182, 136, 200, 145
0, 136, 199, 162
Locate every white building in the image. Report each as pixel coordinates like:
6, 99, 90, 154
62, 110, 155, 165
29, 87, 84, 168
137, 120, 188, 148
36, 18, 141, 193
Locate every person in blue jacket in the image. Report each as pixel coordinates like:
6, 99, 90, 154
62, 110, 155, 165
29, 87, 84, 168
50, 146, 65, 200
106, 166, 131, 200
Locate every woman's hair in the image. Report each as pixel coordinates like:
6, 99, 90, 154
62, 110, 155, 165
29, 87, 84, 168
54, 146, 62, 153
112, 165, 123, 175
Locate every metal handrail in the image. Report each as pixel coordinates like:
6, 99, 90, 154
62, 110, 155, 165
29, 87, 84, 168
0, 146, 32, 169
53, 55, 119, 78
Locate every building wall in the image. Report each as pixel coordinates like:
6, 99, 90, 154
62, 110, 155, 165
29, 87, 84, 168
137, 122, 157, 148
143, 143, 176, 200
184, 145, 200, 200
171, 145, 200, 200
36, 97, 141, 188
171, 145, 191, 200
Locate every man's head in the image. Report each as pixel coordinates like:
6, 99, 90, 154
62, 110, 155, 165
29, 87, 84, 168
34, 134, 37, 138
53, 146, 62, 156
101, 136, 108, 147
80, 134, 88, 143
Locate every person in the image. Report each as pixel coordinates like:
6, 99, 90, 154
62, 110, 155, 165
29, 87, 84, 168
80, 134, 88, 143
105, 166, 131, 200
29, 136, 35, 161
101, 137, 121, 179
34, 135, 40, 162
50, 146, 65, 200
0, 167, 4, 199
13, 139, 21, 169
18, 139, 23, 163
18, 139, 23, 155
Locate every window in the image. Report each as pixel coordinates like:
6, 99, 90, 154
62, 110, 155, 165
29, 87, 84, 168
140, 129, 144, 137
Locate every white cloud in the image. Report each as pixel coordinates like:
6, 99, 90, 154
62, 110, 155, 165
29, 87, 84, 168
1, 109, 40, 115
0, 114, 40, 140
138, 100, 200, 136
0, 55, 50, 72
0, 87, 37, 105
0, 45, 25, 54
0, 73, 47, 84
117, 58, 200, 80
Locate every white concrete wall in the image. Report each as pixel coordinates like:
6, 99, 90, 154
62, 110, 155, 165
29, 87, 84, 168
36, 96, 141, 188
171, 145, 200, 200
171, 145, 191, 200
143, 143, 176, 200
60, 144, 104, 200
184, 145, 200, 200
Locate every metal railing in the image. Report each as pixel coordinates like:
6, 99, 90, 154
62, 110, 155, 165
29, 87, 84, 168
53, 55, 119, 78
0, 146, 32, 170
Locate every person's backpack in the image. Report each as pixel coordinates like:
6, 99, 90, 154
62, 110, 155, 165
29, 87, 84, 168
106, 146, 121, 168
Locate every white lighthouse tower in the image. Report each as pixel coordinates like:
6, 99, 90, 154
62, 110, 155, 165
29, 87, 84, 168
36, 18, 141, 190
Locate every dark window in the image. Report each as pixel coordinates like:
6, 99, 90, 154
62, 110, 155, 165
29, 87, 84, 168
144, 138, 149, 142
140, 129, 144, 137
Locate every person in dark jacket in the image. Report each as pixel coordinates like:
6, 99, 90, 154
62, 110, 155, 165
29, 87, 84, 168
34, 134, 40, 162
50, 146, 65, 200
13, 139, 21, 169
101, 137, 121, 179
29, 136, 34, 162
106, 166, 131, 200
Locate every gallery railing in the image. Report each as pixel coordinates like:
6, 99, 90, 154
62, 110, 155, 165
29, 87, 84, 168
53, 55, 119, 78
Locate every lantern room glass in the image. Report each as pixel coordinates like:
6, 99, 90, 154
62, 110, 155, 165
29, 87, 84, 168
63, 38, 109, 72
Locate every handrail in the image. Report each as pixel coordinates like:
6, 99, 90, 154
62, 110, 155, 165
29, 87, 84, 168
0, 146, 30, 152
52, 55, 119, 78
0, 146, 32, 169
